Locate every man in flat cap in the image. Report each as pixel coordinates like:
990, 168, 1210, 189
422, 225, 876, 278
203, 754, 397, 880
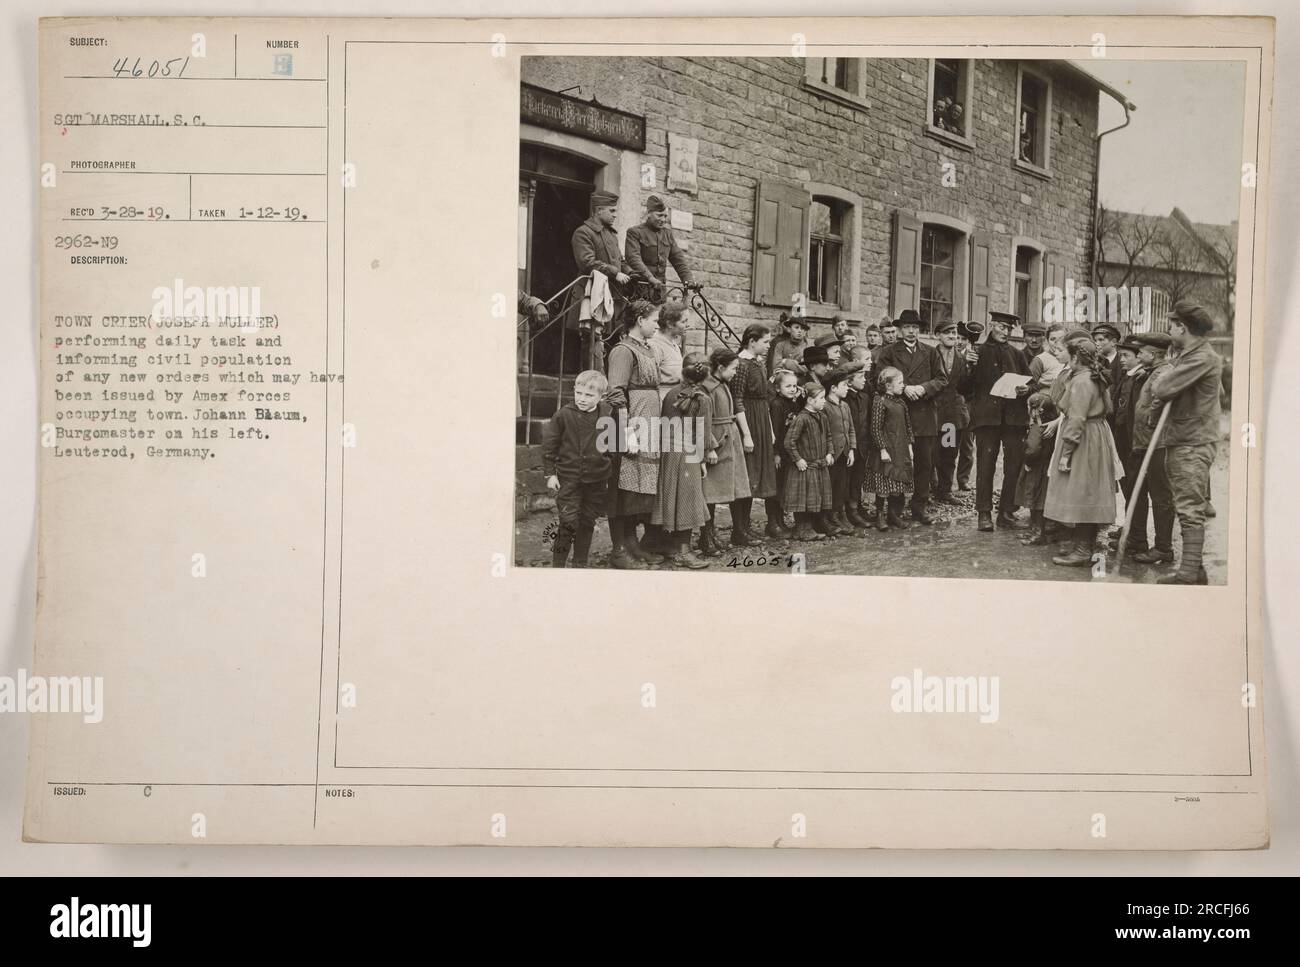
571, 190, 630, 370
931, 320, 970, 504
876, 309, 948, 523
1091, 323, 1125, 408
954, 322, 984, 488
624, 194, 695, 305
961, 310, 1031, 532
1147, 301, 1222, 584
1126, 332, 1177, 564
768, 312, 810, 376
1109, 334, 1149, 554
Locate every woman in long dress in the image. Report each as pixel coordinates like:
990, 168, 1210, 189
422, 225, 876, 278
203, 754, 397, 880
699, 347, 752, 556
652, 351, 712, 568
605, 299, 664, 569
1044, 338, 1123, 567
733, 324, 777, 544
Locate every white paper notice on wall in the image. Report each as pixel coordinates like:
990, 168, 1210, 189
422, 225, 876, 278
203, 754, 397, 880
668, 132, 699, 195
670, 209, 693, 232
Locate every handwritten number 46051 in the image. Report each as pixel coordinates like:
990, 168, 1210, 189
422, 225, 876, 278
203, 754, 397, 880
727, 555, 798, 569
111, 57, 190, 78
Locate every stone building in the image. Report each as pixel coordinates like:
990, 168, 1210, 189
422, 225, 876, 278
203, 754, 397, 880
516, 55, 1132, 506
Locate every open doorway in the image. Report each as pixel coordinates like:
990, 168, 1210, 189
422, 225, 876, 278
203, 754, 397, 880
520, 143, 599, 376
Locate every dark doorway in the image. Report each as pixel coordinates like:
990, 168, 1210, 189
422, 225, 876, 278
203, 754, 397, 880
520, 144, 599, 376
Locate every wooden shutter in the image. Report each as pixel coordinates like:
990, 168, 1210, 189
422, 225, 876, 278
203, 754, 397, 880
889, 210, 922, 317
751, 181, 811, 307
1041, 255, 1068, 324
968, 231, 992, 324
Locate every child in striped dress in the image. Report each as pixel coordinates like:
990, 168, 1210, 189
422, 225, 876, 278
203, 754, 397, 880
782, 383, 835, 541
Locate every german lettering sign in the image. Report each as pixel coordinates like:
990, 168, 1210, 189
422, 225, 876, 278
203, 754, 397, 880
520, 83, 646, 151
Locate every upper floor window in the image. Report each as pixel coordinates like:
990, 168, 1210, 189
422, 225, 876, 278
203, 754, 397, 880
803, 58, 870, 111
933, 61, 967, 134
1015, 65, 1053, 173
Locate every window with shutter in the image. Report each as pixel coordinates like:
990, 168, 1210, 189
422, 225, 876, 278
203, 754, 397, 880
751, 180, 811, 307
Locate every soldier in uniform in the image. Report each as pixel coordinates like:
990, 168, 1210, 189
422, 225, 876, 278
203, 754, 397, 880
1147, 302, 1223, 585
624, 194, 695, 304
571, 190, 630, 370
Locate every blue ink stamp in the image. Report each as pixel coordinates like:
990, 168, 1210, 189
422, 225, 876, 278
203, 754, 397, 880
272, 54, 293, 76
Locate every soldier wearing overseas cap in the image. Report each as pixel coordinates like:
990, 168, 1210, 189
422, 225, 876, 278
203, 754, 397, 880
571, 190, 630, 370
1146, 301, 1222, 584
624, 194, 695, 305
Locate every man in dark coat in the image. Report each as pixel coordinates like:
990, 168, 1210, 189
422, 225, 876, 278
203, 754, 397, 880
1111, 335, 1145, 536
931, 320, 970, 504
624, 194, 694, 304
1148, 301, 1223, 585
955, 322, 983, 489
960, 310, 1030, 531
876, 309, 948, 524
571, 190, 630, 369
1091, 323, 1124, 426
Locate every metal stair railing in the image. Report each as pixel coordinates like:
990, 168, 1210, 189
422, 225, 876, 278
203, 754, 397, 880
518, 274, 590, 446
517, 277, 741, 445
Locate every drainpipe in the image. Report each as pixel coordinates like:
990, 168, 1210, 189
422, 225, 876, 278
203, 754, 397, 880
1090, 94, 1134, 286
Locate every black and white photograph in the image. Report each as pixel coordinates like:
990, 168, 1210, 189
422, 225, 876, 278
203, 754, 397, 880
514, 54, 1243, 583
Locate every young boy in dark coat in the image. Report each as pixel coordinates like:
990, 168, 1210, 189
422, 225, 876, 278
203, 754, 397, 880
543, 370, 613, 568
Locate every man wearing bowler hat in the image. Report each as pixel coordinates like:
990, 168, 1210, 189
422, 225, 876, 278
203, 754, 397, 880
962, 310, 1031, 531
624, 194, 695, 304
876, 309, 948, 523
571, 190, 630, 370
814, 331, 845, 366
801, 343, 833, 386
1146, 301, 1222, 584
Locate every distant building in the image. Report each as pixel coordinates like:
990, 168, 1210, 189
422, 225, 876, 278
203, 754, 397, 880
1096, 206, 1237, 335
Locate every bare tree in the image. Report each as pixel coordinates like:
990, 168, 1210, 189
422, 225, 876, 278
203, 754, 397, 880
1095, 206, 1162, 289
1147, 223, 1203, 304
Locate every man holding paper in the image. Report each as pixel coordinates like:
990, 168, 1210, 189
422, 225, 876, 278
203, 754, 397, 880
961, 310, 1032, 532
